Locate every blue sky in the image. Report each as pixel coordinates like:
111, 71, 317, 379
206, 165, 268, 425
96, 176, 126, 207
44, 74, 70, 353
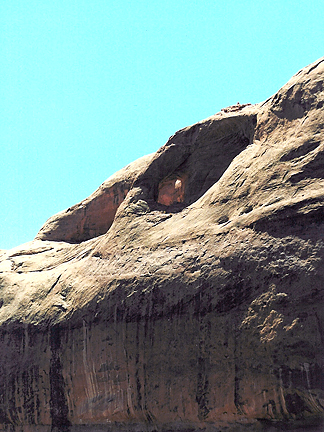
1, 0, 323, 249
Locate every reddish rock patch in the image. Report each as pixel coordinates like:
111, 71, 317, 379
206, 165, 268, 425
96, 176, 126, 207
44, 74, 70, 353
157, 174, 187, 206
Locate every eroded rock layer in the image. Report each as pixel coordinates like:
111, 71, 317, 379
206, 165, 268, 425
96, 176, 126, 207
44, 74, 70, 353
0, 58, 324, 431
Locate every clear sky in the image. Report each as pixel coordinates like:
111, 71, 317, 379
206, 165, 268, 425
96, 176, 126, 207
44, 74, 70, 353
1, 0, 323, 250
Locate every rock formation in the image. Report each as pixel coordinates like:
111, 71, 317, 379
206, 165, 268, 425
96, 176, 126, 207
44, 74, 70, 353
0, 57, 324, 432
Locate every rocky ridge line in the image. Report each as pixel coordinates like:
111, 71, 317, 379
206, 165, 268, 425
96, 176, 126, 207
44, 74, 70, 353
0, 57, 323, 431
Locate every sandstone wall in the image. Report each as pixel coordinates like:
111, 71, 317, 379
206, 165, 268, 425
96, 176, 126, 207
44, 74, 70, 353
0, 58, 324, 431
0, 294, 322, 431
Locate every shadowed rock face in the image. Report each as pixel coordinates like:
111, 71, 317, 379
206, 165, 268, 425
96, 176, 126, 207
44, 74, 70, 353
0, 58, 324, 432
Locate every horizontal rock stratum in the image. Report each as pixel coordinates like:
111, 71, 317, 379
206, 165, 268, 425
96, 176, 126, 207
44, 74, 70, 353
1, 58, 324, 432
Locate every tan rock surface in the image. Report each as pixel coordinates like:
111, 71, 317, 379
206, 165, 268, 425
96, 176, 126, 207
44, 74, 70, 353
0, 58, 324, 431
35, 153, 155, 243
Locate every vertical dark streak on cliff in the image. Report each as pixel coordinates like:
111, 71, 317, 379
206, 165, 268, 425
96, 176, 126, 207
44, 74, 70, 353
50, 325, 71, 431
123, 321, 132, 416
143, 296, 156, 424
142, 361, 155, 423
35, 365, 41, 425
0, 363, 10, 425
134, 319, 142, 412
195, 291, 211, 420
22, 368, 34, 424
8, 373, 17, 425
234, 324, 244, 415
315, 312, 324, 347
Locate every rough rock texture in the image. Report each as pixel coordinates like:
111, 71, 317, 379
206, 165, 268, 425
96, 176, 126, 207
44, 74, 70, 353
35, 154, 155, 244
1, 58, 324, 432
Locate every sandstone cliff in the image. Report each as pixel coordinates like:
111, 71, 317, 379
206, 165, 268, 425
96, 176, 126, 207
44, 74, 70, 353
0, 58, 324, 432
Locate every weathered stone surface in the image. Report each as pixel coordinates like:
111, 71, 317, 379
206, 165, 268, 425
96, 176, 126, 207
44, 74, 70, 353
35, 154, 155, 243
0, 58, 324, 431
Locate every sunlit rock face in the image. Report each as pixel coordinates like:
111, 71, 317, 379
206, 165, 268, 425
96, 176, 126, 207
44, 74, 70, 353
0, 58, 324, 432
35, 154, 154, 243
